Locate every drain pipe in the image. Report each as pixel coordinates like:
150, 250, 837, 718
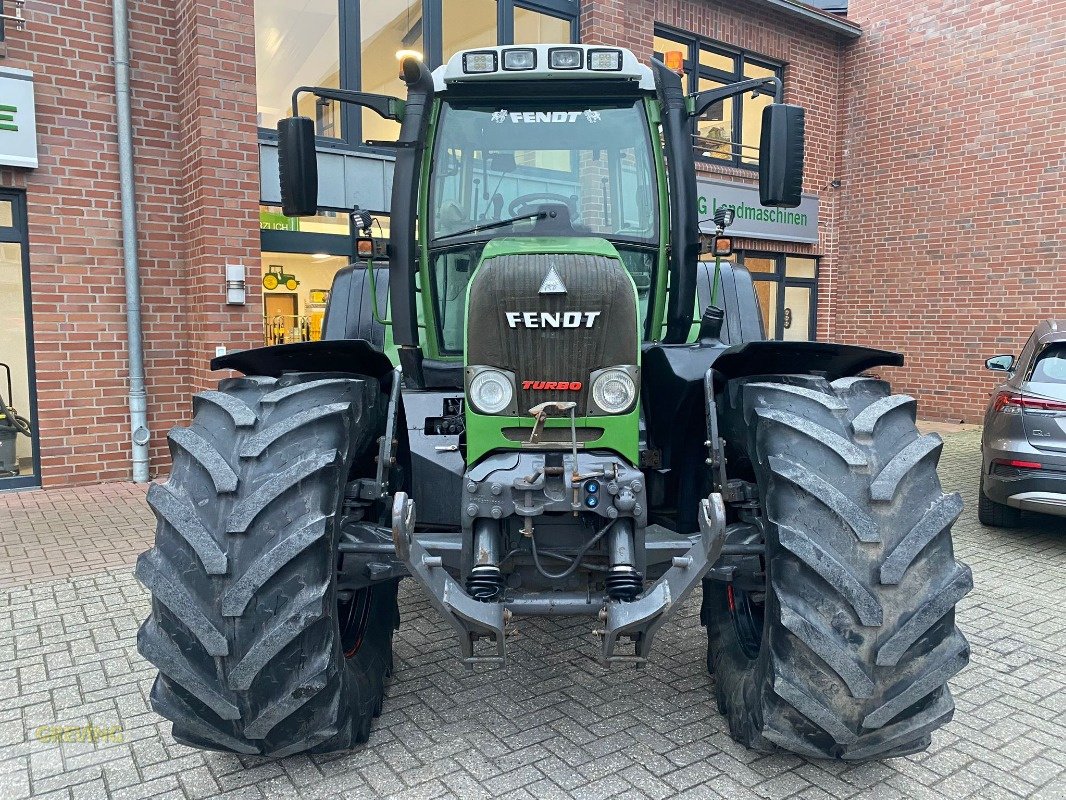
112, 0, 150, 482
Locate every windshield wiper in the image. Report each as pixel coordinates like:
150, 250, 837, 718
433, 212, 545, 242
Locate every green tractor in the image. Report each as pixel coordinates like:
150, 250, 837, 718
136, 45, 970, 760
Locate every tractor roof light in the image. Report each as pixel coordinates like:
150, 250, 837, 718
548, 47, 583, 70
502, 48, 536, 71
664, 50, 685, 74
462, 51, 498, 74
587, 49, 622, 71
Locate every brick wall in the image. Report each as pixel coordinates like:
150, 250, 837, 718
838, 0, 1065, 421
0, 0, 260, 486
582, 0, 848, 340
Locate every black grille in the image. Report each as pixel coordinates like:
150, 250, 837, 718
466, 251, 638, 416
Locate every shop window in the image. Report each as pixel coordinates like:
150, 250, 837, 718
259, 207, 391, 345
0, 192, 38, 487
654, 27, 783, 168
254, 1, 579, 148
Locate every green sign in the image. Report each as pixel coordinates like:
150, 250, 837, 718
696, 178, 819, 244
260, 209, 299, 231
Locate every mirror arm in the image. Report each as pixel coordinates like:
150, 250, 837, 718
289, 86, 406, 122
687, 76, 782, 118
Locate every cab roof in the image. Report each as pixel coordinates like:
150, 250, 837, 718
433, 44, 656, 92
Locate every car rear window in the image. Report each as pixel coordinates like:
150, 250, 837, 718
1031, 344, 1066, 383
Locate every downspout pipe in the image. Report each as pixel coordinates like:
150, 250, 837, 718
112, 0, 150, 482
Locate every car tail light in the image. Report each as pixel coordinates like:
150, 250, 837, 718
993, 391, 1066, 414
992, 457, 1043, 470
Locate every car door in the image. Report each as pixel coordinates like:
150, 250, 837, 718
1020, 342, 1066, 453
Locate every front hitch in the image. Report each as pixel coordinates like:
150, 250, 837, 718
600, 493, 726, 664
391, 493, 508, 667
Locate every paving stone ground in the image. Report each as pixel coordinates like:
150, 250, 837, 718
0, 429, 1064, 799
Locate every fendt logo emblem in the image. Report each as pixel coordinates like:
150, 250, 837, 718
539, 265, 567, 295
505, 311, 601, 329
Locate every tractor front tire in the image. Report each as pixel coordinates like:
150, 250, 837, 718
705, 376, 971, 761
136, 373, 397, 756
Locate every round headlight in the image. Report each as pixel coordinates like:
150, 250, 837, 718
592, 369, 636, 414
469, 369, 513, 415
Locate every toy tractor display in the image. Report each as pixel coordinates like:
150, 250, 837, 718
137, 45, 971, 761
263, 263, 299, 290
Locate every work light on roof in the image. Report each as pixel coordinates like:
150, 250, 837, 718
548, 47, 583, 69
587, 49, 622, 71
462, 51, 497, 74
502, 48, 536, 71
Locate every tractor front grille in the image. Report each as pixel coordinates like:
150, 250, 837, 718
465, 251, 638, 417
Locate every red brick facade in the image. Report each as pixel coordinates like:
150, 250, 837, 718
0, 0, 1059, 487
0, 0, 261, 486
836, 0, 1065, 421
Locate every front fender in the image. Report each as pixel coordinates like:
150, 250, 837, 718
709, 340, 903, 382
211, 339, 395, 381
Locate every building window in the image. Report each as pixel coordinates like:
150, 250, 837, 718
653, 27, 782, 169
728, 252, 817, 340
0, 191, 39, 488
254, 1, 579, 148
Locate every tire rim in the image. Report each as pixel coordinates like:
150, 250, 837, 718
727, 583, 765, 660
339, 588, 373, 659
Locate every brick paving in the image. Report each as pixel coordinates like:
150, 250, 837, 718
0, 429, 1064, 799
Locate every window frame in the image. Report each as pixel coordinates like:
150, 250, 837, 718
256, 0, 580, 153
652, 25, 784, 170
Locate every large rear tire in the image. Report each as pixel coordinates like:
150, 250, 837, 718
705, 376, 971, 760
136, 373, 397, 756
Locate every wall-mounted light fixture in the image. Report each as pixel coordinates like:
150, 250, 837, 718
226, 263, 246, 305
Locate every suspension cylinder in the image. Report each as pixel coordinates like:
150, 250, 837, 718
605, 519, 643, 602
466, 518, 504, 601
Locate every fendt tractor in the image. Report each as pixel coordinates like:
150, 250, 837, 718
136, 45, 972, 761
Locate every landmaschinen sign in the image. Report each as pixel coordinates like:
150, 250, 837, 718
697, 177, 819, 244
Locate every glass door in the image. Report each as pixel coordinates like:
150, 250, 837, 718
742, 253, 817, 341
0, 190, 39, 488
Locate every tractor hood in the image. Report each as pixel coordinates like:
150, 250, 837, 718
462, 237, 641, 464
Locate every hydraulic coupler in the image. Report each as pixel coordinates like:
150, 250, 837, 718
465, 518, 504, 601
605, 519, 643, 601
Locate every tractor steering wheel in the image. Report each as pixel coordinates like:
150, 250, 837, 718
508, 192, 577, 218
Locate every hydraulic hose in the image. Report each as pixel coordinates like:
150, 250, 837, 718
529, 520, 615, 581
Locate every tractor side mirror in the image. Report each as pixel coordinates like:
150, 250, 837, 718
758, 104, 805, 208
985, 354, 1015, 372
278, 116, 319, 217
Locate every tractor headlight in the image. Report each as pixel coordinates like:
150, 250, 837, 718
590, 367, 638, 415
468, 368, 515, 415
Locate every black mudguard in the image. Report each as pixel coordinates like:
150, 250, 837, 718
710, 340, 904, 382
211, 339, 394, 382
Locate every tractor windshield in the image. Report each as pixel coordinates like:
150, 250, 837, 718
427, 98, 660, 353
429, 99, 658, 243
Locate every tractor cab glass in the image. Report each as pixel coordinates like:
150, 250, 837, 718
427, 98, 659, 353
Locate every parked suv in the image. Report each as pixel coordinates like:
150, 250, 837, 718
980, 320, 1066, 526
